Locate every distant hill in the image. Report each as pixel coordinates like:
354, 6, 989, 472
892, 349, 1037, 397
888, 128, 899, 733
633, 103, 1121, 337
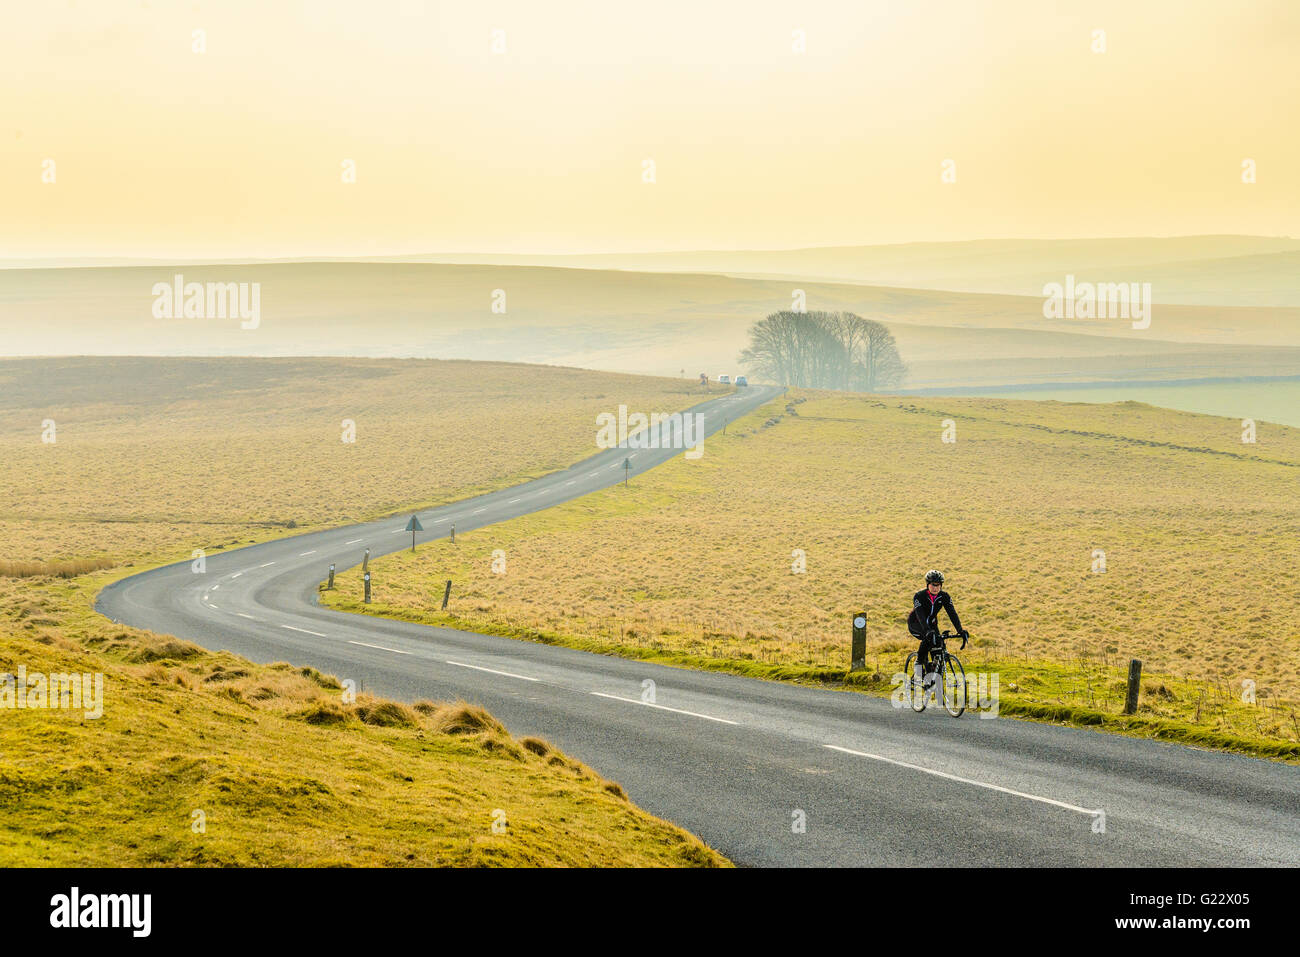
3, 260, 1298, 388
392, 236, 1300, 307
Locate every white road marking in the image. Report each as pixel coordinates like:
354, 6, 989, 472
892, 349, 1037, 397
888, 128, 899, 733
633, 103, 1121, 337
508, 498, 521, 503
391, 529, 404, 534
346, 539, 364, 544
445, 660, 538, 682
212, 584, 220, 590
281, 624, 326, 637
260, 562, 275, 567
472, 507, 487, 514
237, 613, 257, 620
589, 471, 601, 477
590, 691, 738, 725
348, 640, 410, 655
564, 480, 576, 486
229, 571, 242, 579
823, 746, 1100, 816
299, 550, 316, 556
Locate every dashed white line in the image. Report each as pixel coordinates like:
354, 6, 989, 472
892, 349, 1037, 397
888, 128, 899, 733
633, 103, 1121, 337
390, 529, 404, 534
260, 562, 275, 567
563, 480, 576, 486
299, 550, 316, 556
281, 624, 326, 637
823, 746, 1100, 816
445, 660, 538, 682
348, 640, 411, 655
590, 691, 738, 725
472, 507, 487, 514
346, 539, 364, 545
508, 498, 521, 503
237, 613, 257, 620
212, 584, 220, 590
229, 571, 242, 579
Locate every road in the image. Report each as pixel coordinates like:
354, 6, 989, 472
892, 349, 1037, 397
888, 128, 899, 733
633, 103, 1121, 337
98, 384, 1300, 866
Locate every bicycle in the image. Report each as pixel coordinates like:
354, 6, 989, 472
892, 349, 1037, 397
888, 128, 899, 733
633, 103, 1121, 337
903, 629, 967, 717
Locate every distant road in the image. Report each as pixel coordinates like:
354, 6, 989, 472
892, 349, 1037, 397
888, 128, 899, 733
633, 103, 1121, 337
99, 383, 1299, 866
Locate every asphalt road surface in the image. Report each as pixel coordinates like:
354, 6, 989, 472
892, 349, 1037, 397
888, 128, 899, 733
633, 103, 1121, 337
99, 385, 1300, 866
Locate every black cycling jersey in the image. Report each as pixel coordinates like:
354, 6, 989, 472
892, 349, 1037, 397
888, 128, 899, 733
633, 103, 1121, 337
907, 588, 963, 637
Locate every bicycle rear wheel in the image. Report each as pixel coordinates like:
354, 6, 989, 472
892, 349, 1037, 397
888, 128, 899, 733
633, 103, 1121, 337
903, 652, 926, 712
940, 653, 966, 717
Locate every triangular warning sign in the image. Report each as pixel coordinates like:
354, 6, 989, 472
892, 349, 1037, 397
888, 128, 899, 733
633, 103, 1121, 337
405, 515, 423, 532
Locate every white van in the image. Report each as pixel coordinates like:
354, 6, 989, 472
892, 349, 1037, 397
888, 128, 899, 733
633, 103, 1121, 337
718, 374, 731, 385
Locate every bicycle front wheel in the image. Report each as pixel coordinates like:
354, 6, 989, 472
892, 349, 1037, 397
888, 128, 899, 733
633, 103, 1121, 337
903, 652, 926, 712
940, 653, 966, 717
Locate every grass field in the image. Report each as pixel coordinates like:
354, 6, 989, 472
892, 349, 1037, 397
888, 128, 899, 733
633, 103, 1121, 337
326, 390, 1300, 758
0, 357, 726, 866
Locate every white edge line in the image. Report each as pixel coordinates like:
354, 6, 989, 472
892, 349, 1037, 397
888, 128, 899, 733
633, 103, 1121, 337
445, 660, 538, 682
281, 624, 326, 637
823, 745, 1100, 816
348, 640, 411, 655
590, 691, 738, 725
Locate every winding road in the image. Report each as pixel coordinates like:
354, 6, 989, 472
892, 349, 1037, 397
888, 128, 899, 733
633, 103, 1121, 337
98, 385, 1300, 866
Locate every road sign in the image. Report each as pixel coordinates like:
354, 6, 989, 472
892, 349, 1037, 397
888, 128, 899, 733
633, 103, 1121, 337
406, 514, 422, 552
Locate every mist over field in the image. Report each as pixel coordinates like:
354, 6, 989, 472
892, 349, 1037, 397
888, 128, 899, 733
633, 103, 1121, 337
4, 240, 1299, 416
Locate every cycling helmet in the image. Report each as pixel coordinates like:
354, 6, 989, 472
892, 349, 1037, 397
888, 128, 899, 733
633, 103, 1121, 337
924, 569, 944, 585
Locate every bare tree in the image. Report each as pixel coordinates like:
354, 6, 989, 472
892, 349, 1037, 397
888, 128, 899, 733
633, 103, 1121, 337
738, 311, 907, 392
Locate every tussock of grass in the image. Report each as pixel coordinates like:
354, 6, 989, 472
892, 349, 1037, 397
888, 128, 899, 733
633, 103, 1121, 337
355, 700, 419, 728
426, 702, 509, 737
0, 558, 115, 579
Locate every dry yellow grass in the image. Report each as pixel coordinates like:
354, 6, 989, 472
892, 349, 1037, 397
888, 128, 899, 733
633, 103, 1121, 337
1, 355, 706, 566
329, 390, 1300, 750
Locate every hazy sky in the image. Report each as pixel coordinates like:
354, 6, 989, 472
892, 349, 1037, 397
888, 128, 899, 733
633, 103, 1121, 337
4, 0, 1297, 258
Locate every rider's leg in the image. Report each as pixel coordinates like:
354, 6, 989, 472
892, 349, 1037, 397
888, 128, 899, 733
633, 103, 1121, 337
909, 624, 927, 678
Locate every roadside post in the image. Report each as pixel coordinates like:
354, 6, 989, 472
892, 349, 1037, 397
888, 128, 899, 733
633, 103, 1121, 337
363, 571, 372, 604
442, 579, 452, 610
362, 548, 369, 572
450, 523, 455, 544
1124, 659, 1143, 714
850, 613, 867, 672
327, 563, 335, 590
623, 457, 631, 486
406, 514, 423, 552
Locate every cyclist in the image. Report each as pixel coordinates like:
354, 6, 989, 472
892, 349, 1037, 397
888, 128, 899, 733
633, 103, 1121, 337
908, 570, 968, 678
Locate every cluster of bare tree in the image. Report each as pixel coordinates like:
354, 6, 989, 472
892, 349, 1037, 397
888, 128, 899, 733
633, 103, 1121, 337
738, 311, 908, 391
